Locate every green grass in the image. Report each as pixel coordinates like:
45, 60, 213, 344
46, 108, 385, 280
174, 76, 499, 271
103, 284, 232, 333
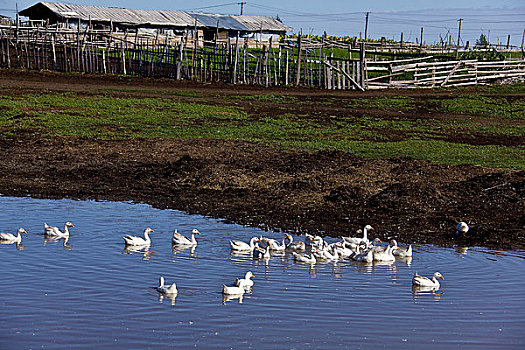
346, 96, 415, 110
0, 89, 523, 170
234, 94, 298, 104
99, 88, 204, 98
435, 96, 525, 120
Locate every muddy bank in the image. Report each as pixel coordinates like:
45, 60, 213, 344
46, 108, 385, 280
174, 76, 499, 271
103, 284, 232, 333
0, 135, 523, 250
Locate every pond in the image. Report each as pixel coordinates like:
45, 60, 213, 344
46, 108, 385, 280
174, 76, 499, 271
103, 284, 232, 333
0, 196, 524, 349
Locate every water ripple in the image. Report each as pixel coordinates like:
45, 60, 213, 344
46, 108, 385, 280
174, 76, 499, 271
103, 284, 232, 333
1, 196, 524, 349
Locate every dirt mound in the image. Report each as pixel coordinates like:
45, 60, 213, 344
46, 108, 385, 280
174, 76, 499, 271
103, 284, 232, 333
0, 136, 523, 250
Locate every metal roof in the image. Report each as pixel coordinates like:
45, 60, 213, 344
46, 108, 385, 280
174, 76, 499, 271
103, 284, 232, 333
234, 15, 291, 32
189, 12, 292, 32
19, 2, 195, 26
19, 2, 292, 31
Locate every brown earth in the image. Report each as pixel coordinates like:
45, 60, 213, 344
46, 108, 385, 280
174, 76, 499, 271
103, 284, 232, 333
0, 69, 524, 250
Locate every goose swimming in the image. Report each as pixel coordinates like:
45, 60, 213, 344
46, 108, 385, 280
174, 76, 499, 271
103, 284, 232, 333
292, 252, 317, 264
373, 245, 397, 262
172, 228, 200, 245
456, 222, 469, 235
390, 239, 413, 257
285, 234, 306, 251
222, 284, 246, 295
230, 237, 259, 251
350, 245, 374, 263
412, 272, 444, 288
253, 244, 271, 259
156, 276, 178, 294
44, 222, 74, 237
343, 225, 373, 246
123, 227, 154, 246
0, 228, 27, 243
235, 271, 255, 289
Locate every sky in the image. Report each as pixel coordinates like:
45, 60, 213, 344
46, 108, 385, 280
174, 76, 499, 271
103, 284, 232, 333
1, 1, 524, 46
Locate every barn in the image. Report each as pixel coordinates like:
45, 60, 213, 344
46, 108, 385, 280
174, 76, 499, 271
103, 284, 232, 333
18, 2, 291, 43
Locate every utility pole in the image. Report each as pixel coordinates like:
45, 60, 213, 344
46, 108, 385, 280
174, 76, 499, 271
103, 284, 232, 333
521, 29, 525, 58
239, 2, 246, 15
364, 12, 369, 40
457, 18, 463, 49
420, 27, 423, 48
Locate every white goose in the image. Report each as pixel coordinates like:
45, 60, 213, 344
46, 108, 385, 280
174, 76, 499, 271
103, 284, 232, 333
235, 271, 255, 289
292, 251, 317, 264
253, 244, 271, 259
123, 228, 154, 246
306, 234, 324, 249
343, 225, 373, 246
44, 222, 74, 237
261, 234, 287, 251
390, 239, 413, 257
172, 228, 200, 245
334, 242, 354, 258
0, 228, 27, 243
373, 245, 397, 262
285, 234, 306, 251
156, 276, 178, 294
350, 245, 374, 263
230, 236, 259, 251
314, 243, 340, 261
456, 221, 469, 235
222, 283, 246, 295
412, 272, 444, 288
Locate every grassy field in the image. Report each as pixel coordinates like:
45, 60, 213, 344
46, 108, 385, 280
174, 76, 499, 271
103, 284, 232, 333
0, 83, 524, 169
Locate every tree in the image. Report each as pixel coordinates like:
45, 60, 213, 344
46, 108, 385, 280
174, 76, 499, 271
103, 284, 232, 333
476, 34, 489, 48
275, 14, 282, 23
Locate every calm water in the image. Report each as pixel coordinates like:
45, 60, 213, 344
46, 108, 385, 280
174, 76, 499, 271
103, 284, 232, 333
0, 196, 524, 349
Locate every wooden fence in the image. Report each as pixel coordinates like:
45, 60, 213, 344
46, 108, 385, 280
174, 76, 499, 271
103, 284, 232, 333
1, 24, 524, 90
366, 56, 525, 88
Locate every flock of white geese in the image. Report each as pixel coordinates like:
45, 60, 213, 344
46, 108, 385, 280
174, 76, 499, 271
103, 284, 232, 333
0, 220, 462, 298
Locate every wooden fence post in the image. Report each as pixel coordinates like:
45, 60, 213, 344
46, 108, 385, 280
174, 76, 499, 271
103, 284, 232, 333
233, 31, 239, 84
359, 41, 366, 89
295, 33, 302, 86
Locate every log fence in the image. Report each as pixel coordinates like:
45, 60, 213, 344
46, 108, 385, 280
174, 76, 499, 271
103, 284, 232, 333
1, 23, 524, 90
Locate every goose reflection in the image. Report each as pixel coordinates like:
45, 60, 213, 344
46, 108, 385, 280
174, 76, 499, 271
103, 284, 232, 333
0, 240, 25, 250
412, 285, 445, 300
222, 293, 243, 305
172, 243, 196, 256
373, 260, 396, 269
308, 264, 318, 278
397, 256, 413, 266
158, 292, 177, 306
123, 245, 152, 260
456, 246, 469, 255
229, 249, 251, 258
44, 235, 72, 250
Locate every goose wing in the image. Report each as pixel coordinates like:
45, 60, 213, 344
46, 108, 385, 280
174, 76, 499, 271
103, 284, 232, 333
230, 240, 250, 250
172, 231, 190, 244
0, 232, 16, 240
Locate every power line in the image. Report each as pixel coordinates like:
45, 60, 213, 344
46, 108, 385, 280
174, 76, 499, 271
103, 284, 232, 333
187, 2, 239, 11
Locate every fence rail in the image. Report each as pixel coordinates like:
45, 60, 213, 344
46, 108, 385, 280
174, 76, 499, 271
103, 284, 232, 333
1, 25, 524, 90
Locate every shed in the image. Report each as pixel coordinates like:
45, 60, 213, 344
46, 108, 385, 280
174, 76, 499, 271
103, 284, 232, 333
19, 2, 292, 40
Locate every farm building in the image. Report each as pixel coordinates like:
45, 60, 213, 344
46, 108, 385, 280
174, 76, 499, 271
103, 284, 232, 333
0, 14, 11, 26
18, 2, 292, 43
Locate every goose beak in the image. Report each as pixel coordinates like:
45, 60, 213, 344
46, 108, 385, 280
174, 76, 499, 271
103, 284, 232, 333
441, 276, 445, 280
151, 229, 155, 232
